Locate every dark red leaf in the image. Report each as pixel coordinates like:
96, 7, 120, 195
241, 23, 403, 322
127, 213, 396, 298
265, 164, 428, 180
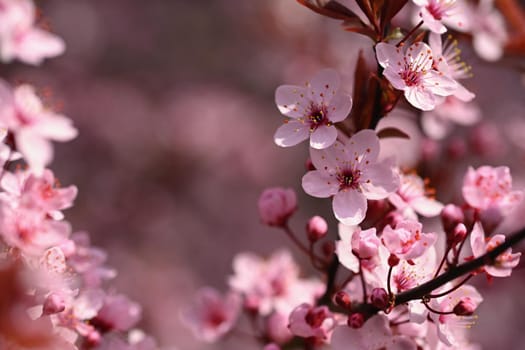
376, 127, 410, 140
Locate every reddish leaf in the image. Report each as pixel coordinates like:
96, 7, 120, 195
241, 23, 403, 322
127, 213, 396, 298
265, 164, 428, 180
381, 0, 409, 29
296, 0, 359, 21
377, 127, 410, 140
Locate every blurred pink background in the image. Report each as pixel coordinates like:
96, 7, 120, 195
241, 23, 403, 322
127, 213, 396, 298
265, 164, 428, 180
4, 1, 525, 349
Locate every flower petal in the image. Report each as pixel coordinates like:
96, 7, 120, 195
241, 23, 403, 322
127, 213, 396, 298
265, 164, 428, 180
375, 43, 403, 69
308, 69, 340, 105
274, 120, 309, 147
275, 85, 310, 118
327, 92, 352, 122
332, 189, 367, 226
302, 171, 339, 198
310, 125, 337, 149
360, 161, 399, 200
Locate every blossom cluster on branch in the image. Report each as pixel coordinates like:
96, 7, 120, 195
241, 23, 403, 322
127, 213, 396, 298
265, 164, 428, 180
182, 1, 525, 349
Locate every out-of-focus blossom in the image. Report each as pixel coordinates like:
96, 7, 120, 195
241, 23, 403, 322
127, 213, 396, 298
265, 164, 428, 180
0, 0, 65, 65
266, 312, 293, 345
302, 130, 399, 225
274, 69, 352, 149
94, 294, 142, 332
469, 0, 508, 61
382, 219, 437, 261
412, 0, 469, 34
376, 42, 457, 111
258, 187, 297, 227
331, 314, 417, 350
470, 221, 520, 277
179, 287, 240, 343
288, 304, 336, 341
0, 82, 77, 173
389, 172, 444, 218
462, 166, 523, 215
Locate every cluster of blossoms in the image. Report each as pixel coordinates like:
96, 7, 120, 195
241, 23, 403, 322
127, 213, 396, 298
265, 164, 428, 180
183, 0, 525, 349
0, 1, 158, 349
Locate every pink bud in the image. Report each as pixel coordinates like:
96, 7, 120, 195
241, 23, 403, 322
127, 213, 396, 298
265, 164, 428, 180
388, 254, 400, 267
441, 204, 464, 234
334, 291, 352, 309
453, 297, 476, 316
258, 187, 297, 227
347, 313, 364, 329
370, 288, 389, 310
86, 330, 101, 347
449, 223, 467, 246
306, 216, 328, 242
479, 206, 504, 235
42, 293, 66, 315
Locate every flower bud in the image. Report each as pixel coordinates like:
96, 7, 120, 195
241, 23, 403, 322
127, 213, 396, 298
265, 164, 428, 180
388, 254, 400, 267
258, 187, 297, 227
370, 288, 389, 310
453, 297, 476, 316
449, 223, 467, 246
479, 206, 504, 235
441, 204, 464, 234
347, 313, 364, 329
306, 216, 328, 242
334, 291, 351, 309
42, 293, 66, 315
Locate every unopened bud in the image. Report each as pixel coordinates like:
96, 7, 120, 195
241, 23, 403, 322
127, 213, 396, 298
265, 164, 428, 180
42, 293, 66, 315
453, 297, 476, 316
388, 254, 400, 267
479, 207, 504, 235
258, 187, 297, 227
449, 223, 467, 245
347, 313, 364, 329
370, 288, 389, 310
334, 291, 352, 309
307, 216, 328, 242
441, 204, 464, 234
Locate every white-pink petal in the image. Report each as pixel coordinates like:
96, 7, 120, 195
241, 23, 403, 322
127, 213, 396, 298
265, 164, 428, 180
302, 171, 339, 198
333, 189, 367, 226
310, 125, 338, 149
274, 120, 310, 147
275, 85, 309, 118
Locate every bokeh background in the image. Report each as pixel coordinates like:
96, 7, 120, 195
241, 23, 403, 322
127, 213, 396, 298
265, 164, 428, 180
3, 0, 525, 349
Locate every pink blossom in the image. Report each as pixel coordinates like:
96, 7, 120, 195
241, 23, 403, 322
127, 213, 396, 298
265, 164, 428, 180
258, 187, 297, 227
0, 0, 65, 65
376, 42, 457, 111
331, 314, 417, 350
180, 287, 240, 343
306, 215, 328, 242
412, 0, 469, 34
302, 130, 399, 225
382, 219, 437, 260
470, 221, 521, 277
336, 224, 380, 273
0, 82, 77, 172
288, 303, 335, 341
462, 166, 523, 214
274, 69, 352, 149
469, 0, 508, 61
388, 172, 444, 218
94, 294, 142, 332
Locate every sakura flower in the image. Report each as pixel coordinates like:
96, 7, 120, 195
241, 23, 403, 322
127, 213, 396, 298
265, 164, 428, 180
274, 69, 352, 149
336, 224, 380, 273
0, 0, 65, 65
302, 129, 399, 225
180, 287, 240, 343
388, 172, 444, 219
376, 42, 457, 111
470, 221, 521, 277
469, 0, 508, 61
421, 96, 481, 140
288, 304, 336, 341
382, 219, 437, 260
462, 166, 523, 215
428, 33, 475, 102
93, 294, 142, 332
0, 82, 77, 173
412, 0, 469, 34
331, 314, 417, 350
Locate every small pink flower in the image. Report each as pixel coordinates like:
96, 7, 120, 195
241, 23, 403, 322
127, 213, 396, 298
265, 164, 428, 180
469, 0, 508, 61
388, 172, 444, 218
288, 303, 336, 341
382, 219, 437, 260
336, 224, 380, 272
413, 0, 469, 34
258, 187, 297, 227
0, 0, 65, 65
94, 294, 142, 332
470, 221, 521, 277
302, 130, 399, 225
0, 82, 77, 172
376, 41, 457, 111
274, 69, 352, 149
180, 287, 241, 343
462, 166, 523, 214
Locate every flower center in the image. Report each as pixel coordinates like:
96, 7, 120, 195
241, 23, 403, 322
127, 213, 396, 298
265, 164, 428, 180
337, 169, 361, 190
307, 104, 330, 132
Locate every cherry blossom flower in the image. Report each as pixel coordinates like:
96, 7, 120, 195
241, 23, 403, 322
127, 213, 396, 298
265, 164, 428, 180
336, 224, 380, 273
0, 0, 65, 65
428, 33, 475, 102
0, 82, 77, 173
94, 294, 142, 332
288, 304, 336, 341
179, 287, 241, 343
462, 166, 523, 214
412, 0, 469, 34
421, 96, 481, 140
258, 187, 297, 227
274, 69, 352, 149
331, 314, 417, 350
302, 130, 399, 225
382, 219, 437, 260
469, 0, 508, 61
470, 221, 521, 277
388, 172, 444, 219
376, 41, 457, 111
